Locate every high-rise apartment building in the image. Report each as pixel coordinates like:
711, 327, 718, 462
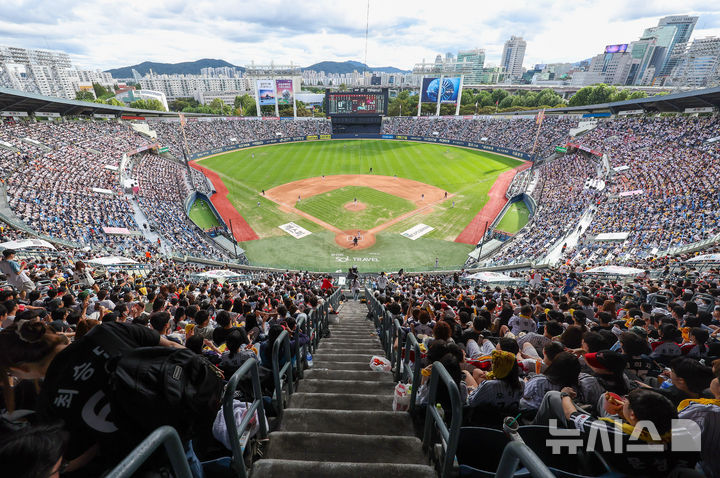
0, 45, 114, 99
500, 36, 526, 80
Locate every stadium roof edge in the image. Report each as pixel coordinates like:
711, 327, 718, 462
0, 87, 212, 117
499, 86, 720, 116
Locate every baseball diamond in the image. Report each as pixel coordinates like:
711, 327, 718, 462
193, 139, 526, 271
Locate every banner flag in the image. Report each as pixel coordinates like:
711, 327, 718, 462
257, 79, 276, 105
276, 79, 293, 105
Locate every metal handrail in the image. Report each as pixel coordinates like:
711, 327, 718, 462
295, 315, 308, 379
422, 362, 462, 478
495, 441, 554, 478
105, 426, 192, 478
395, 329, 421, 415
272, 329, 294, 416
223, 358, 269, 478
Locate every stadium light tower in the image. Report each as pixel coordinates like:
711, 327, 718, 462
412, 60, 466, 116
244, 61, 302, 117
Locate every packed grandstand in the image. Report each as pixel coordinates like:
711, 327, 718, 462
2, 88, 720, 478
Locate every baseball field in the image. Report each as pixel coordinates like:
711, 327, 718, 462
192, 140, 525, 272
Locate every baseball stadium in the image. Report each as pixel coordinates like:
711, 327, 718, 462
190, 139, 528, 272
3, 8, 720, 478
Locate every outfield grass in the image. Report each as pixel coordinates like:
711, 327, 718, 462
496, 201, 530, 234
188, 199, 220, 229
296, 186, 416, 230
197, 140, 523, 271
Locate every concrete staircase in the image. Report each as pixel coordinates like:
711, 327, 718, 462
251, 300, 436, 478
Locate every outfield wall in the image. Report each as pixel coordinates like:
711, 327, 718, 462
187, 134, 534, 162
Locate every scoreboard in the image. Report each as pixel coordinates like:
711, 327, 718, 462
326, 88, 388, 116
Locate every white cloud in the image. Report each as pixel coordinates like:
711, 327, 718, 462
0, 0, 717, 70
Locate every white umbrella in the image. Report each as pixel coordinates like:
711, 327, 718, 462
465, 271, 523, 283
585, 265, 644, 276
87, 256, 139, 266
687, 254, 720, 262
0, 238, 56, 250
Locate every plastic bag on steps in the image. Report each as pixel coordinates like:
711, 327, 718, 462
392, 382, 411, 411
212, 399, 268, 450
369, 355, 392, 372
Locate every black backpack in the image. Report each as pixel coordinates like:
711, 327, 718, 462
106, 346, 224, 440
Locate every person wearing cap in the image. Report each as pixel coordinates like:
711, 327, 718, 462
466, 349, 523, 410
584, 350, 634, 397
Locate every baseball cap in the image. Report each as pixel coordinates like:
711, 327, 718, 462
584, 351, 626, 372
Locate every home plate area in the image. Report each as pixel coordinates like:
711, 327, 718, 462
334, 229, 376, 250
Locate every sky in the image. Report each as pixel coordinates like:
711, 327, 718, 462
1, 0, 719, 71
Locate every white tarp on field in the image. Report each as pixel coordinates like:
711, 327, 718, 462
279, 222, 312, 239
401, 224, 434, 240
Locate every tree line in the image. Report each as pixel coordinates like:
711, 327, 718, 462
74, 83, 651, 115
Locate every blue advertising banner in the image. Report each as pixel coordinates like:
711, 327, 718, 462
421, 77, 461, 103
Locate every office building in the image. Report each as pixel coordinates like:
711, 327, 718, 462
456, 49, 485, 84
668, 37, 720, 87
500, 36, 527, 80
657, 15, 698, 76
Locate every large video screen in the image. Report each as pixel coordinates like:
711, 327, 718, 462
327, 91, 387, 115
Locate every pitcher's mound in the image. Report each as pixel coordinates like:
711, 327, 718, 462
335, 230, 376, 250
344, 201, 367, 211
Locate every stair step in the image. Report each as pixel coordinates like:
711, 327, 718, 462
322, 339, 381, 346
318, 342, 382, 351
298, 378, 395, 394
280, 409, 414, 435
288, 392, 393, 411
309, 361, 371, 371
251, 459, 437, 478
330, 329, 377, 339
265, 431, 427, 464
330, 324, 374, 329
312, 353, 376, 362
315, 348, 383, 356
304, 368, 394, 382
329, 328, 375, 334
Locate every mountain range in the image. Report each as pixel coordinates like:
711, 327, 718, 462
105, 59, 243, 78
105, 59, 410, 78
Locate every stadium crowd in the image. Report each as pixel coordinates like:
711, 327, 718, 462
0, 119, 242, 262
130, 153, 230, 261
480, 115, 720, 268
0, 252, 339, 477
381, 116, 576, 158
370, 267, 720, 477
3, 112, 720, 476
489, 153, 602, 264
149, 118, 331, 158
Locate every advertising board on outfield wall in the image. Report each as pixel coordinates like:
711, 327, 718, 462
188, 134, 533, 162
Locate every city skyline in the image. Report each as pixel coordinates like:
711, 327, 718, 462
1, 1, 719, 71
